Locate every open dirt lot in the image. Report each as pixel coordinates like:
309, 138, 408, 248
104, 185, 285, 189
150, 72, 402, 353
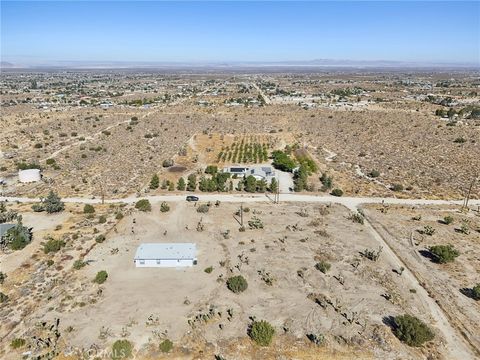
2, 200, 478, 359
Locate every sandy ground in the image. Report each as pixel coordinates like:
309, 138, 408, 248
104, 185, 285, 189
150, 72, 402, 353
363, 204, 480, 357
3, 201, 479, 359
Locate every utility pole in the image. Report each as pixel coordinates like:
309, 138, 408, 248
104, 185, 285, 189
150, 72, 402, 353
461, 174, 477, 212
240, 203, 243, 226
276, 178, 280, 204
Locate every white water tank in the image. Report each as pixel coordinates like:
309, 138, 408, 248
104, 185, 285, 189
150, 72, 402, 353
18, 169, 41, 183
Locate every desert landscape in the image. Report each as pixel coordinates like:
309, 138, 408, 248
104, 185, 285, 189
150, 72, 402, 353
1, 68, 480, 360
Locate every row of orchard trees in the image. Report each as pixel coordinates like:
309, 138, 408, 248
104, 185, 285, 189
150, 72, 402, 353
149, 166, 278, 194
218, 140, 269, 164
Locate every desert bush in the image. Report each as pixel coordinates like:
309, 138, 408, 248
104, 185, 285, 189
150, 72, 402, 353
0, 292, 8, 303
429, 244, 459, 263
111, 339, 133, 359
330, 188, 343, 197
422, 225, 435, 236
458, 222, 470, 235
46, 158, 56, 166
248, 216, 264, 229
162, 159, 174, 167
315, 261, 331, 274
248, 320, 275, 346
306, 333, 325, 346
159, 339, 173, 353
392, 314, 434, 347
95, 234, 106, 243
135, 199, 151, 212
10, 338, 26, 349
115, 212, 124, 220
319, 173, 333, 190
226, 275, 248, 293
29, 201, 46, 213
43, 238, 65, 254
348, 211, 364, 224
369, 170, 380, 178
204, 266, 214, 274
361, 246, 383, 261
0, 271, 5, 284
391, 184, 404, 192
197, 204, 210, 213
94, 270, 108, 284
73, 259, 86, 270
160, 202, 170, 212
442, 216, 454, 225
83, 204, 95, 214
98, 215, 107, 224
472, 284, 480, 300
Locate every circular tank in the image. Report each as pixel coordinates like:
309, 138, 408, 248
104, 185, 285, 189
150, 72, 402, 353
18, 169, 41, 183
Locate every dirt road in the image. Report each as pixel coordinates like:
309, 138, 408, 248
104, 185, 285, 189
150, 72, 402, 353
2, 193, 478, 208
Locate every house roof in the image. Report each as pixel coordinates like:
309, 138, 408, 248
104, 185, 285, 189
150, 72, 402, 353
134, 243, 197, 260
0, 223, 16, 238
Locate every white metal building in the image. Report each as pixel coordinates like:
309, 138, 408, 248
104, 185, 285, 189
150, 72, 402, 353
134, 243, 197, 268
18, 169, 41, 183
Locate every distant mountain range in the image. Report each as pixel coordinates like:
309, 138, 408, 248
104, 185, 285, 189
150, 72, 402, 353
1, 59, 478, 70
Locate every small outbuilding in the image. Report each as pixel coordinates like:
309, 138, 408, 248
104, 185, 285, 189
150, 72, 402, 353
0, 223, 16, 239
18, 169, 41, 183
134, 243, 197, 268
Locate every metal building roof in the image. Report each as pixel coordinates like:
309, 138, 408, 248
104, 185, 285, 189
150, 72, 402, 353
134, 243, 197, 260
0, 223, 16, 238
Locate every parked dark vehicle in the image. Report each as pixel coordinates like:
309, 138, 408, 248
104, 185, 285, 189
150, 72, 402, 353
186, 195, 199, 202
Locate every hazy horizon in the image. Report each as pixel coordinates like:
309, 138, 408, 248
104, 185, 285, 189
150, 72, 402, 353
2, 1, 479, 66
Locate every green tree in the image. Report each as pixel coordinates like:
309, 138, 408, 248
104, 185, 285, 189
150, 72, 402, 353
293, 164, 308, 192
320, 173, 333, 190
3, 218, 33, 251
177, 177, 186, 191
256, 179, 267, 192
271, 150, 296, 172
187, 174, 197, 191
205, 165, 218, 175
269, 178, 278, 193
244, 175, 257, 193
149, 174, 160, 189
135, 199, 151, 212
43, 191, 65, 213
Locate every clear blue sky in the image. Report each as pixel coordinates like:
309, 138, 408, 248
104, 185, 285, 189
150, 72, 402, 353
1, 1, 479, 64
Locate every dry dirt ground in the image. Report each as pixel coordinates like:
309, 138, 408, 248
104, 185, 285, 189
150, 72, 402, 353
2, 73, 479, 201
2, 201, 477, 359
362, 204, 480, 356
